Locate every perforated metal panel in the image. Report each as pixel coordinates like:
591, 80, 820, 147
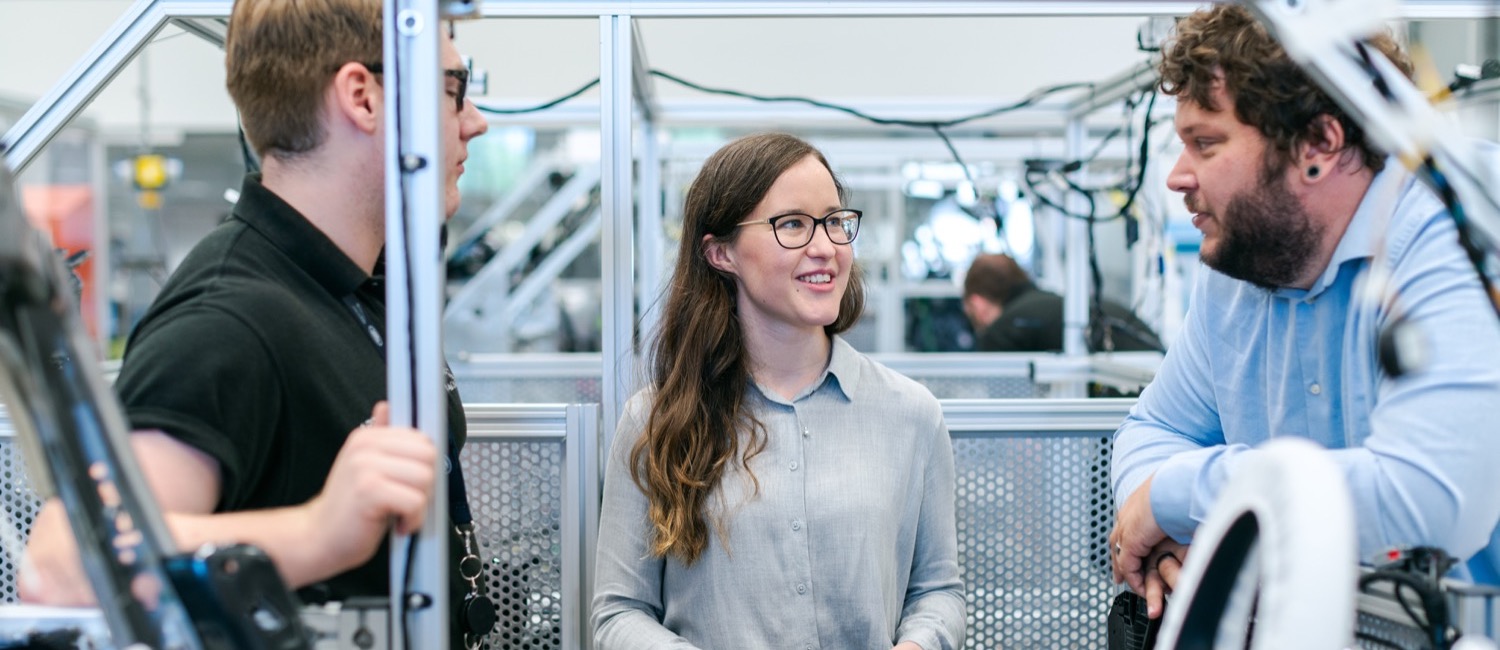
911, 376, 1050, 400
462, 439, 566, 650
0, 432, 42, 605
1355, 611, 1430, 649
954, 434, 1115, 649
0, 407, 583, 650
455, 377, 602, 404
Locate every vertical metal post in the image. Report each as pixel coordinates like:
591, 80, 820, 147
384, 0, 449, 646
89, 135, 111, 352
578, 403, 602, 650
599, 14, 635, 452
1060, 117, 1090, 396
561, 405, 581, 650
637, 120, 664, 349
879, 185, 905, 353
1039, 196, 1066, 294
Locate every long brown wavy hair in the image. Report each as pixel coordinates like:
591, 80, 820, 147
1158, 4, 1410, 173
631, 133, 866, 565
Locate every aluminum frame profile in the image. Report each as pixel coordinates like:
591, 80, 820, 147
2, 0, 221, 172
451, 152, 564, 247
875, 353, 1038, 378
443, 164, 602, 326
494, 206, 604, 330
474, 1, 1500, 18
1065, 59, 1158, 120
381, 0, 450, 645
940, 397, 1136, 436
450, 353, 604, 378
576, 403, 603, 650
169, 16, 229, 47
600, 16, 636, 451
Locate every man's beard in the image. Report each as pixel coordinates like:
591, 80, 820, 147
1200, 164, 1324, 289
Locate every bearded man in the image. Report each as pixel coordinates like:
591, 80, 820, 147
1108, 3, 1500, 619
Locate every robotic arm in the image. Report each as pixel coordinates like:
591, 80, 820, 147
0, 158, 309, 649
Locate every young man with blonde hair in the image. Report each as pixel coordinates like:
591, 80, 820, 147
22, 0, 488, 644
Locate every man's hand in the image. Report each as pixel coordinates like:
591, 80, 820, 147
1141, 540, 1189, 619
1110, 474, 1168, 595
297, 402, 439, 577
18, 501, 94, 606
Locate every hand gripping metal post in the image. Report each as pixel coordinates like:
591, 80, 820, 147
383, 1, 482, 647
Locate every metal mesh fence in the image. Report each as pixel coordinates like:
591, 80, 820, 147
0, 426, 571, 650
955, 434, 1114, 648
453, 377, 602, 404
463, 439, 566, 650
0, 410, 1445, 649
0, 425, 41, 605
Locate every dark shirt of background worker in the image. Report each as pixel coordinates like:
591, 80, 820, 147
961, 253, 1163, 353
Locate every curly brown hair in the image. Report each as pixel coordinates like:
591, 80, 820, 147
1158, 4, 1411, 173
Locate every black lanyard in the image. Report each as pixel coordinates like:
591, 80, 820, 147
342, 294, 474, 526
345, 280, 497, 646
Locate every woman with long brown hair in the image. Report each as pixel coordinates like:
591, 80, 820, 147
592, 133, 965, 649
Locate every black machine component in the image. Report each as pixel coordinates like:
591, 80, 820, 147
1109, 591, 1162, 650
0, 155, 309, 648
165, 544, 314, 649
1360, 547, 1461, 650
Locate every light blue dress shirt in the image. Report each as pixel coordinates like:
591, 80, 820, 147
1113, 166, 1500, 584
592, 336, 966, 649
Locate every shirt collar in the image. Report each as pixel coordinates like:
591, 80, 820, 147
821, 335, 862, 401
232, 173, 370, 297
1278, 161, 1407, 300
752, 335, 863, 405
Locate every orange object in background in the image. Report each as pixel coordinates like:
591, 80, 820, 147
20, 184, 99, 340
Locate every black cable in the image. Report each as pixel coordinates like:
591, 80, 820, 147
1359, 570, 1454, 649
930, 125, 995, 221
388, 28, 427, 650
1419, 159, 1500, 320
1019, 87, 1160, 226
475, 78, 600, 115
1078, 122, 1128, 168
648, 69, 1094, 129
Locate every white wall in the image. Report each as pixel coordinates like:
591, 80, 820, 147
0, 1, 1158, 139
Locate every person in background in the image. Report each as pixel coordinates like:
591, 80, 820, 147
592, 132, 966, 649
962, 253, 1162, 352
1110, 3, 1500, 619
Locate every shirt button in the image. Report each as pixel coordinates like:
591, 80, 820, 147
789, 461, 799, 471
791, 520, 802, 531
1309, 383, 1322, 395
796, 583, 807, 595
802, 428, 810, 437
805, 645, 814, 650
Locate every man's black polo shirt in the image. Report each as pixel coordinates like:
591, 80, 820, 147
116, 173, 467, 607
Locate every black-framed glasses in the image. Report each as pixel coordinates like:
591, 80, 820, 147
737, 209, 862, 249
360, 62, 469, 112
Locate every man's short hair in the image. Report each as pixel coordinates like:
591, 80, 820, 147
1158, 4, 1411, 173
226, 0, 382, 161
964, 254, 1034, 306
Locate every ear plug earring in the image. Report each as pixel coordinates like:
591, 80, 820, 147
1307, 165, 1321, 179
